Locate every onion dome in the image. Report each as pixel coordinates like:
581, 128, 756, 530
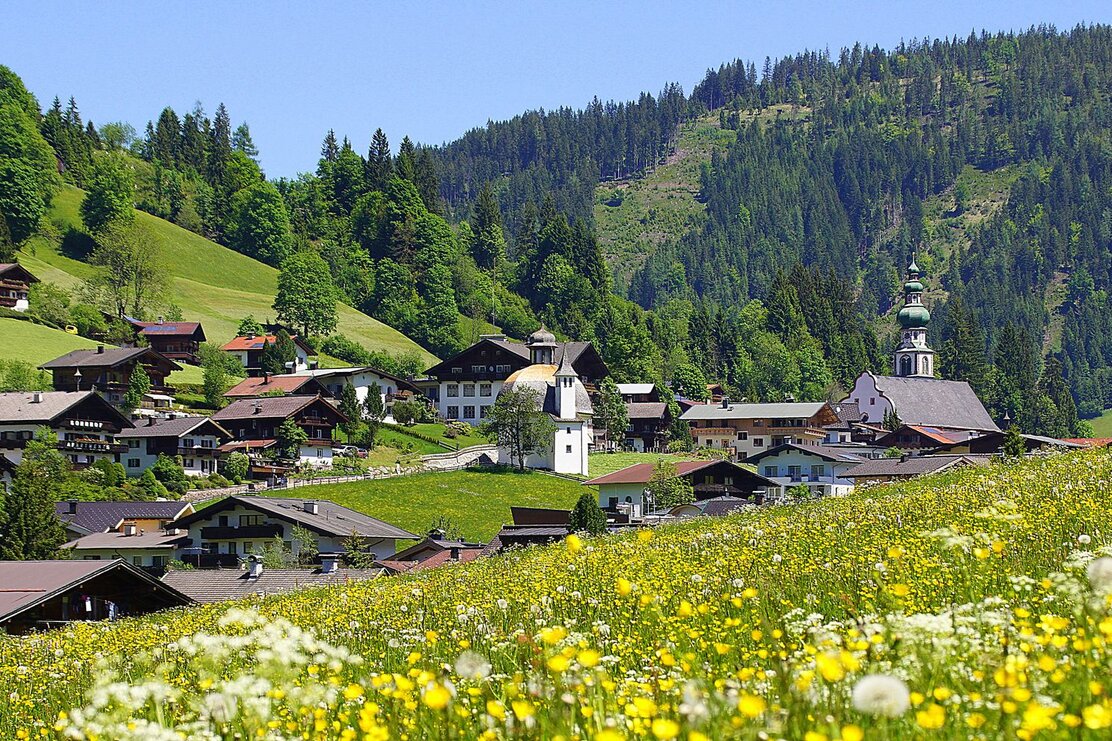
897, 304, 931, 328
526, 325, 556, 346
904, 279, 924, 293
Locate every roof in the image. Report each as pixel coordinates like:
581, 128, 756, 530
173, 496, 417, 539
585, 459, 720, 486
0, 559, 192, 623
289, 366, 418, 392
39, 346, 182, 372
842, 454, 993, 479
56, 500, 195, 534
617, 383, 655, 396
625, 402, 668, 420
130, 320, 205, 340
377, 545, 484, 574
221, 334, 314, 354
212, 394, 343, 423
162, 566, 383, 604
828, 401, 862, 426
867, 373, 999, 431
0, 262, 39, 283
680, 401, 831, 422
669, 496, 756, 518
877, 424, 960, 446
0, 390, 131, 427
217, 438, 277, 452
929, 431, 1083, 452
1062, 438, 1112, 448
117, 415, 230, 440
224, 375, 323, 397
746, 442, 867, 464
501, 364, 592, 419
427, 337, 606, 377
65, 530, 191, 550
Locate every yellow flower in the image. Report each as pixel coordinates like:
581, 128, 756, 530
616, 577, 634, 596
1083, 703, 1112, 729
841, 725, 864, 741
678, 600, 694, 617
578, 649, 601, 668
804, 733, 827, 741
594, 731, 624, 741
737, 694, 766, 718
889, 583, 910, 597
566, 534, 583, 554
816, 652, 845, 682
512, 699, 535, 720
638, 529, 653, 543
486, 700, 506, 720
651, 718, 680, 739
1022, 701, 1058, 732
547, 654, 570, 673
916, 703, 945, 730
342, 683, 364, 700
422, 683, 452, 710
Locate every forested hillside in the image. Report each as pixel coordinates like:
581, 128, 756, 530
3, 24, 1111, 438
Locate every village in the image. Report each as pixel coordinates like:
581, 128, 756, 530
0, 257, 1092, 632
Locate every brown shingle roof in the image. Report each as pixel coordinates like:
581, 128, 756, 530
224, 375, 322, 397
842, 454, 993, 479
162, 567, 383, 604
173, 496, 417, 540
211, 395, 327, 422
117, 416, 230, 440
625, 402, 668, 419
55, 501, 195, 534
584, 460, 715, 485
0, 390, 128, 426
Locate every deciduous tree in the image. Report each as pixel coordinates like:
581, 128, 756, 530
273, 251, 338, 337
479, 386, 556, 470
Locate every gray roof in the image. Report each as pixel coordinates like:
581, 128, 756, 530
212, 395, 329, 422
617, 383, 655, 396
828, 401, 862, 426
746, 442, 867, 464
40, 346, 181, 371
65, 530, 190, 550
162, 566, 383, 604
56, 501, 194, 534
174, 496, 417, 540
869, 374, 999, 431
117, 415, 230, 440
0, 390, 128, 425
626, 402, 667, 419
501, 364, 592, 419
681, 401, 829, 421
842, 454, 993, 479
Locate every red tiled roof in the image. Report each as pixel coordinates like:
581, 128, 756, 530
583, 460, 715, 486
1062, 438, 1112, 448
377, 548, 483, 574
221, 334, 313, 353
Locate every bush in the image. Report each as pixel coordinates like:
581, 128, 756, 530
150, 454, 188, 496
222, 452, 250, 483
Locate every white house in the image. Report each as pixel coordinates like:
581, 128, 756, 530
290, 366, 419, 421
745, 443, 866, 498
117, 415, 232, 477
0, 390, 133, 469
220, 334, 314, 376
680, 400, 840, 460
170, 496, 417, 568
65, 528, 190, 570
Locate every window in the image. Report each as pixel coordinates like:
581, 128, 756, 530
463, 405, 476, 419
811, 464, 826, 478
788, 465, 802, 480
128, 458, 140, 468
227, 542, 237, 555
218, 515, 229, 527
451, 367, 462, 374
736, 431, 748, 440
566, 445, 573, 454
763, 465, 777, 477
243, 542, 253, 553
753, 438, 764, 447
724, 476, 733, 486
463, 384, 476, 397
447, 405, 459, 419
317, 448, 325, 457
471, 365, 485, 374
201, 439, 213, 448
182, 438, 195, 448
446, 384, 459, 397
184, 458, 194, 468
152, 556, 166, 567
496, 364, 510, 374
128, 439, 139, 449
240, 515, 263, 526
479, 383, 492, 397
133, 556, 144, 566
566, 427, 572, 434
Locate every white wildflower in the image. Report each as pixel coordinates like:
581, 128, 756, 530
852, 674, 910, 718
1078, 534, 1092, 545
1087, 557, 1112, 595
453, 650, 492, 680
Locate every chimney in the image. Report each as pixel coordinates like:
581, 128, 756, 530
67, 500, 78, 514
253, 400, 262, 415
147, 416, 156, 426
157, 315, 164, 324
247, 554, 263, 578
309, 360, 318, 370
263, 372, 270, 384
31, 391, 42, 403
721, 396, 729, 409
449, 547, 461, 561
320, 553, 339, 574
303, 501, 319, 515
123, 523, 137, 537
97, 344, 105, 354
428, 528, 446, 540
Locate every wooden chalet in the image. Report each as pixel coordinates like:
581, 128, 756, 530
211, 395, 346, 470
123, 316, 206, 365
0, 263, 38, 312
40, 345, 181, 407
0, 390, 133, 470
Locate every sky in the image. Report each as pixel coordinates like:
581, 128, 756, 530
3, 1, 1109, 179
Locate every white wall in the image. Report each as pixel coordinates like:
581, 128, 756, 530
299, 443, 333, 467
847, 373, 892, 426
438, 380, 501, 423
119, 432, 223, 477
72, 548, 172, 567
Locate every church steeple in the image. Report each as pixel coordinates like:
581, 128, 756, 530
894, 256, 935, 377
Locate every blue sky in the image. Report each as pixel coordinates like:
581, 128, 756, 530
3, 1, 1109, 178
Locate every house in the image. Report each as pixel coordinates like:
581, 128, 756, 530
40, 345, 181, 407
170, 496, 417, 568
745, 443, 866, 497
847, 258, 999, 435
123, 316, 206, 365
493, 336, 594, 475
424, 328, 608, 424
823, 401, 863, 445
221, 333, 315, 376
212, 395, 346, 468
874, 424, 973, 451
624, 402, 672, 452
162, 556, 384, 603
680, 400, 840, 460
377, 530, 486, 573
842, 454, 994, 485
618, 383, 660, 403
64, 528, 191, 571
289, 366, 420, 420
930, 431, 1082, 455
0, 559, 192, 634
224, 373, 330, 399
117, 415, 232, 476
484, 507, 572, 554
0, 262, 38, 312
584, 459, 779, 514
0, 390, 133, 470
55, 499, 195, 539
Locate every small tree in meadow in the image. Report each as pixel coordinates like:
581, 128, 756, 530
568, 492, 607, 535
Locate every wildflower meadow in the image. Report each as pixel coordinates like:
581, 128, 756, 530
3, 449, 1112, 739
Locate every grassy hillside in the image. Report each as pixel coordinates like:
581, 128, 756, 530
17, 186, 436, 363
4, 450, 1110, 738
0, 317, 103, 368
265, 468, 584, 542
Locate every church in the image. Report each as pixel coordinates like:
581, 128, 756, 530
495, 327, 594, 475
847, 259, 999, 435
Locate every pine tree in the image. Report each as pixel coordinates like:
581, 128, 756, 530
470, 182, 505, 271
366, 128, 393, 191
568, 492, 607, 535
232, 123, 259, 162
122, 365, 151, 413
0, 431, 68, 560
338, 383, 361, 438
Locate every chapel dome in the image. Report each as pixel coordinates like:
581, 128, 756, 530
501, 364, 592, 418
897, 304, 931, 329
526, 326, 556, 346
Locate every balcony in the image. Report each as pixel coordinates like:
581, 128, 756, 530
200, 524, 284, 539
182, 553, 241, 569
299, 416, 334, 427
177, 446, 219, 457
57, 439, 128, 454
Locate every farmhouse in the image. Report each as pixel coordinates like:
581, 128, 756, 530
745, 442, 866, 497
377, 530, 486, 573
930, 430, 1082, 455
224, 373, 330, 399
0, 390, 133, 470
842, 454, 993, 485
170, 496, 417, 568
0, 262, 38, 312
0, 559, 192, 634
212, 395, 345, 468
40, 345, 181, 408
680, 400, 839, 460
122, 316, 207, 365
116, 415, 232, 476
424, 327, 608, 425
162, 556, 384, 603
55, 499, 195, 538
584, 459, 778, 514
221, 333, 315, 376
64, 528, 190, 571
290, 365, 420, 420
874, 424, 973, 451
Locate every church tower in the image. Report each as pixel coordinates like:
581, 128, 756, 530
894, 257, 935, 377
554, 343, 579, 420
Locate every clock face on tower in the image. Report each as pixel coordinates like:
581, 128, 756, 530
903, 332, 911, 342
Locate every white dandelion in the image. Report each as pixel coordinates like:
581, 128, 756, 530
852, 674, 911, 718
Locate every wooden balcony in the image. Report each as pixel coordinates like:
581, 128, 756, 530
200, 524, 284, 539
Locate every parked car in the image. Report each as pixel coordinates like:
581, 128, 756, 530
335, 445, 365, 458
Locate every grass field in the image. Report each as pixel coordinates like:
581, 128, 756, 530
1089, 408, 1112, 437
0, 317, 103, 367
586, 450, 696, 478
17, 186, 437, 363
266, 467, 584, 542
5, 449, 1111, 738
